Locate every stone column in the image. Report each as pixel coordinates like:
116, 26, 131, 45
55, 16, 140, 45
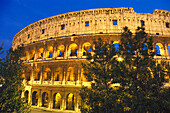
43, 42, 47, 60
78, 43, 82, 58
76, 65, 81, 85
63, 94, 67, 110
28, 89, 32, 105
34, 46, 38, 61
75, 93, 79, 112
164, 43, 169, 57
40, 66, 43, 84
51, 66, 54, 85
48, 90, 53, 109
65, 45, 68, 59
31, 64, 34, 85
53, 44, 57, 59
38, 89, 42, 107
61, 93, 65, 110
62, 66, 66, 85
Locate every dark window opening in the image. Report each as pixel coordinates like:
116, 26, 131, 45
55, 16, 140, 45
28, 34, 30, 39
168, 45, 170, 56
61, 24, 65, 30
141, 20, 145, 26
155, 45, 161, 56
42, 29, 45, 34
113, 43, 119, 52
85, 21, 89, 27
70, 50, 77, 56
59, 51, 61, 57
19, 39, 21, 42
166, 22, 170, 28
40, 53, 43, 59
156, 33, 159, 35
113, 20, 117, 25
49, 52, 53, 58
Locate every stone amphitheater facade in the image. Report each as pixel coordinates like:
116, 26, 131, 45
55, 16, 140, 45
13, 7, 170, 112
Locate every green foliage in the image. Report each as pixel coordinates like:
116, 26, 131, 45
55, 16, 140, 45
0, 44, 30, 113
80, 38, 123, 113
118, 26, 170, 113
80, 27, 170, 113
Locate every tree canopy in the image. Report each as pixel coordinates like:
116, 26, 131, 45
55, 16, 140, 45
0, 45, 30, 113
80, 27, 170, 113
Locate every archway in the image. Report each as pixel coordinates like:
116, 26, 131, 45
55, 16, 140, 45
69, 43, 78, 56
37, 48, 44, 59
46, 46, 53, 58
42, 92, 48, 107
82, 42, 91, 56
57, 45, 65, 57
66, 93, 75, 110
32, 91, 38, 106
53, 93, 61, 109
155, 43, 164, 56
24, 91, 29, 103
54, 67, 63, 81
43, 68, 51, 81
29, 49, 35, 60
81, 69, 87, 81
113, 41, 119, 52
67, 67, 75, 81
168, 44, 170, 56
34, 68, 40, 81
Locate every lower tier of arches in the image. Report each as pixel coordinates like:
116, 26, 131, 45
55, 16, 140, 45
22, 86, 81, 112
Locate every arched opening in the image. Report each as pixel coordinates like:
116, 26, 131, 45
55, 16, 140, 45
32, 91, 38, 106
42, 92, 48, 107
43, 68, 51, 81
38, 48, 44, 59
29, 50, 35, 60
67, 67, 75, 81
81, 69, 87, 81
168, 44, 170, 56
69, 43, 78, 56
57, 45, 65, 57
46, 46, 53, 58
34, 68, 41, 81
66, 93, 75, 110
155, 43, 164, 56
113, 41, 119, 52
53, 93, 61, 109
24, 91, 29, 103
82, 42, 91, 56
54, 67, 63, 81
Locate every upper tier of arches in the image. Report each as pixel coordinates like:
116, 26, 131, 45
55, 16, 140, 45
13, 7, 170, 49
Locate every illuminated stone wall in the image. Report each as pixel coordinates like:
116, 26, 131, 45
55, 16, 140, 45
13, 7, 170, 112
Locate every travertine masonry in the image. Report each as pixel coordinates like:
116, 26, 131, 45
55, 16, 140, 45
13, 7, 170, 113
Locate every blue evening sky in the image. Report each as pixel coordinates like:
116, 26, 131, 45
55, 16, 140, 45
0, 0, 169, 58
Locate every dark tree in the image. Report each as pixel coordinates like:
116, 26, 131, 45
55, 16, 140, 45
118, 26, 170, 113
0, 45, 30, 113
80, 38, 123, 113
80, 27, 170, 113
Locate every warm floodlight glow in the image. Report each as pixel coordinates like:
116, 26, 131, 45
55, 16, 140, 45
117, 57, 123, 62
91, 59, 94, 62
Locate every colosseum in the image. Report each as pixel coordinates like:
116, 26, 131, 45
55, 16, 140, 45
13, 7, 170, 112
